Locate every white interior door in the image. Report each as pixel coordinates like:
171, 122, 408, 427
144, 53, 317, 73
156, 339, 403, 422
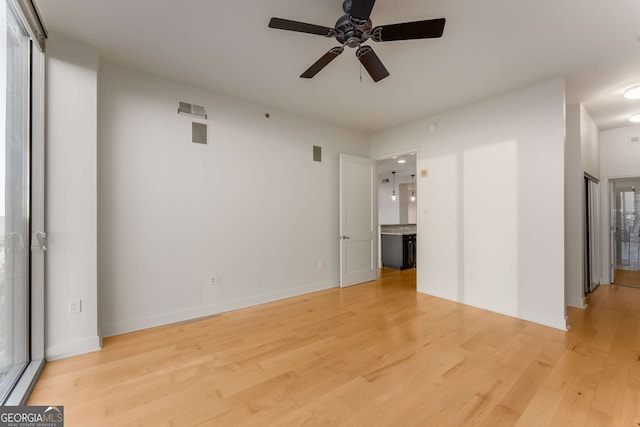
339, 154, 377, 287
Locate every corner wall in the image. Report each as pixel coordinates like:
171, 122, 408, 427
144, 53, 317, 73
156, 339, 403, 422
565, 105, 583, 308
45, 36, 100, 359
98, 64, 369, 336
565, 103, 600, 308
581, 105, 600, 180
370, 78, 567, 330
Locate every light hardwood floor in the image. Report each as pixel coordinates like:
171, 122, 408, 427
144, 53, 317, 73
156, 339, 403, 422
28, 269, 640, 426
615, 269, 640, 289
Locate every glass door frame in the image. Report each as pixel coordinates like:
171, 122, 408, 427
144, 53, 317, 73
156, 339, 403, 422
3, 0, 46, 405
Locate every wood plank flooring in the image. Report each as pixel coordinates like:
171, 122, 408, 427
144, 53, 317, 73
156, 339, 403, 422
615, 269, 640, 289
28, 269, 640, 426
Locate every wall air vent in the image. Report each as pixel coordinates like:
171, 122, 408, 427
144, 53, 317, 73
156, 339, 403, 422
178, 101, 207, 119
192, 122, 207, 144
631, 136, 640, 145
381, 178, 390, 183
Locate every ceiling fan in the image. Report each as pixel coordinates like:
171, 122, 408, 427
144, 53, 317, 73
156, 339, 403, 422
268, 0, 446, 82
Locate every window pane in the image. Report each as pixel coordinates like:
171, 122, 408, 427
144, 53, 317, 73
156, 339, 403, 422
0, 0, 30, 402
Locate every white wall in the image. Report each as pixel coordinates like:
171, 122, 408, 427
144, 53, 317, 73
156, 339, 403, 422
581, 105, 600, 179
564, 105, 583, 309
601, 124, 640, 177
98, 64, 369, 336
600, 123, 640, 283
371, 78, 567, 330
45, 36, 100, 359
399, 183, 416, 224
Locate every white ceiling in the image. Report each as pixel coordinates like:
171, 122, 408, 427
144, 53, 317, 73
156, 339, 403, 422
377, 154, 416, 176
614, 177, 640, 189
34, 0, 640, 134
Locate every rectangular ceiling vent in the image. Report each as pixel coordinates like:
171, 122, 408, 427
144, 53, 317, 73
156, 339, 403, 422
631, 136, 640, 145
178, 101, 207, 119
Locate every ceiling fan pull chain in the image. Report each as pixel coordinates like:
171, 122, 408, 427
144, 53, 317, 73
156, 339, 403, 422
360, 62, 363, 82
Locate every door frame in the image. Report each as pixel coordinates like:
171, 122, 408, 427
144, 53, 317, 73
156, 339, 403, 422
609, 179, 616, 283
3, 1, 47, 404
584, 174, 601, 295
601, 174, 640, 285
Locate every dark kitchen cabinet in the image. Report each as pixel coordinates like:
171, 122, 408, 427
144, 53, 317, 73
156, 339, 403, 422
382, 233, 416, 270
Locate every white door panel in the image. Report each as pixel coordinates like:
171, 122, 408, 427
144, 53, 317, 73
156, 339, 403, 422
340, 154, 377, 287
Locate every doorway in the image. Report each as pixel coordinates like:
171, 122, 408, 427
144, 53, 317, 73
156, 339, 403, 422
611, 177, 640, 288
376, 152, 417, 286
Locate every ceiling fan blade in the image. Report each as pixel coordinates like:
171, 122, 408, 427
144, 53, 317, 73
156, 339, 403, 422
300, 47, 344, 79
350, 0, 376, 22
356, 46, 389, 82
372, 18, 446, 42
268, 17, 334, 37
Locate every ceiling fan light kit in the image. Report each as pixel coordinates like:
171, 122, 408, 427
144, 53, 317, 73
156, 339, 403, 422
268, 0, 446, 82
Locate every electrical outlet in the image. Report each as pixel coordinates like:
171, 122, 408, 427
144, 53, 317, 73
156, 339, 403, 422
210, 276, 221, 286
69, 299, 82, 315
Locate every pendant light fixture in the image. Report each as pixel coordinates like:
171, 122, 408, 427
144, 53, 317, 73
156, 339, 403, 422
391, 171, 397, 201
411, 174, 416, 202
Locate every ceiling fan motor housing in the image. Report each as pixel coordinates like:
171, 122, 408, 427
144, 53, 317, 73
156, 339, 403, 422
335, 14, 371, 48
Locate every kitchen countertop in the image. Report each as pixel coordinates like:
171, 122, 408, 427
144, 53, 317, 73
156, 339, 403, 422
381, 232, 416, 235
380, 224, 416, 235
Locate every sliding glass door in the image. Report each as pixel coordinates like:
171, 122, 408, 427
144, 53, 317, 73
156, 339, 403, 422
0, 0, 46, 404
0, 0, 35, 403
617, 189, 638, 269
